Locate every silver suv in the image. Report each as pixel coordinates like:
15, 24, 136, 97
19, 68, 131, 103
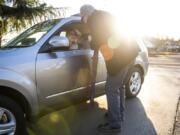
0, 16, 149, 135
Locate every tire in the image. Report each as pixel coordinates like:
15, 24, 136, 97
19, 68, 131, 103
125, 67, 143, 98
0, 95, 28, 135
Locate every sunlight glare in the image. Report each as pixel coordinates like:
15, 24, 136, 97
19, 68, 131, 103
45, 0, 180, 39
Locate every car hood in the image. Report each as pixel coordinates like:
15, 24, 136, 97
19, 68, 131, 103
0, 48, 19, 53
0, 47, 37, 69
0, 48, 22, 68
0, 48, 24, 59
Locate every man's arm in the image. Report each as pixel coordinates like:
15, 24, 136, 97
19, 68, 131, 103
90, 49, 99, 104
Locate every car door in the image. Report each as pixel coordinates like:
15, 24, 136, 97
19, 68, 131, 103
36, 19, 107, 111
36, 49, 94, 109
36, 27, 93, 110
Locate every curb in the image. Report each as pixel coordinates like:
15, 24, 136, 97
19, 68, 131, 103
173, 97, 180, 135
149, 52, 180, 56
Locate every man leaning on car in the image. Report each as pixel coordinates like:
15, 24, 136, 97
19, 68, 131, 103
80, 4, 139, 133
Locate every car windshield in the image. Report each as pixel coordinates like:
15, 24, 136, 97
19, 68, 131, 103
2, 19, 61, 48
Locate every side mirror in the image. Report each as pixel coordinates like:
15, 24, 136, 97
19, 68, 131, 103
49, 36, 69, 50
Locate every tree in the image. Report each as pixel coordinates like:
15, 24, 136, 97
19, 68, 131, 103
0, 0, 64, 47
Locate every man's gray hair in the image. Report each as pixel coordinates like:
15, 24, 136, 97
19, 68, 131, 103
80, 4, 96, 17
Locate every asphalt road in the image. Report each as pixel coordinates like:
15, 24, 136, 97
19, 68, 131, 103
30, 54, 180, 135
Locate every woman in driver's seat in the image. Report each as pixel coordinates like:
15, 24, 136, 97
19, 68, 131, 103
67, 29, 81, 50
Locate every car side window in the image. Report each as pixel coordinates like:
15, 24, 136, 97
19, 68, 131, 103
51, 20, 91, 51
56, 29, 91, 50
53, 30, 80, 50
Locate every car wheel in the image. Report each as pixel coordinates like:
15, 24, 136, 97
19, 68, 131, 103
125, 67, 143, 98
0, 95, 27, 135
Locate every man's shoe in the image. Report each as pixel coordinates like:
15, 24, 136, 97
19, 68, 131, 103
104, 112, 124, 122
97, 123, 121, 133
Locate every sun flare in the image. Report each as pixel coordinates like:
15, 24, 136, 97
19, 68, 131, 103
45, 0, 180, 40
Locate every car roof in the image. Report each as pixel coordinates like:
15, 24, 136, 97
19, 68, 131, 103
71, 13, 80, 17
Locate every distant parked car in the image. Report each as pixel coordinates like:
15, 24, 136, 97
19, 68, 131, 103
0, 15, 149, 135
166, 45, 180, 52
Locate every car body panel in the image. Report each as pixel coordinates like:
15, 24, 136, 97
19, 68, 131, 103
36, 49, 91, 108
0, 47, 39, 115
135, 39, 149, 76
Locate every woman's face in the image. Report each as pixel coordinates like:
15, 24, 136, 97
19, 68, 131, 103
68, 31, 78, 44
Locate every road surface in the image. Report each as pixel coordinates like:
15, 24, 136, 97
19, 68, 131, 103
30, 54, 180, 135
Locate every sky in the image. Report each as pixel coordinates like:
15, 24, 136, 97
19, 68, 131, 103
43, 0, 180, 40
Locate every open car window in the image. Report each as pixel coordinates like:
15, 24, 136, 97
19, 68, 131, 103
54, 22, 91, 50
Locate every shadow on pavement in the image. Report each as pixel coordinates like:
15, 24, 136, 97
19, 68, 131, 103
121, 98, 157, 135
28, 98, 157, 135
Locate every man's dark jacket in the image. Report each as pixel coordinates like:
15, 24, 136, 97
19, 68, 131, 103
87, 10, 140, 76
